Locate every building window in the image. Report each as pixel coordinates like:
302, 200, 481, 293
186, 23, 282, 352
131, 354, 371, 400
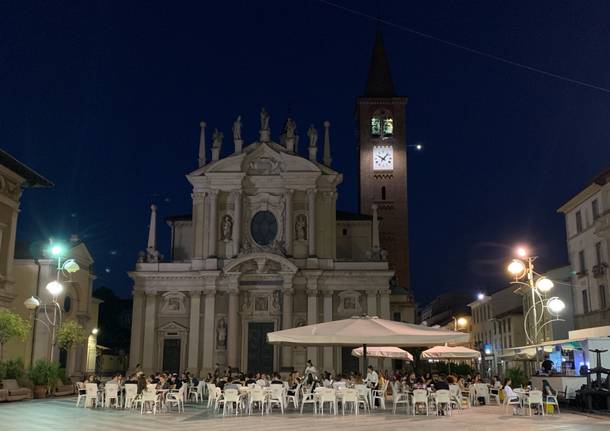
383, 118, 393, 136
579, 250, 586, 274
393, 312, 401, 322
371, 117, 382, 136
592, 199, 600, 220
595, 242, 603, 265
508, 335, 512, 347
381, 186, 386, 200
575, 210, 583, 233
600, 285, 607, 310
63, 296, 72, 313
508, 319, 511, 332
582, 290, 589, 314
342, 228, 348, 236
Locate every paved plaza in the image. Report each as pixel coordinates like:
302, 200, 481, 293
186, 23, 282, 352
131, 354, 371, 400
0, 397, 609, 431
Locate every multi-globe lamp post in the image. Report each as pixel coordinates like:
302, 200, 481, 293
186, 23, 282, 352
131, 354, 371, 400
506, 246, 566, 366
23, 242, 80, 361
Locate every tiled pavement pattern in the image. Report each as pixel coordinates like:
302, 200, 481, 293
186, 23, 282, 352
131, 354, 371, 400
1, 396, 609, 431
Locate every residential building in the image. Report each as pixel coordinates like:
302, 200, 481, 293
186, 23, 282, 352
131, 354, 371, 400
558, 166, 610, 329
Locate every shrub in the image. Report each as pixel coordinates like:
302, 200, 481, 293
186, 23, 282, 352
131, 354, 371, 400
3, 358, 25, 379
28, 360, 61, 393
505, 367, 528, 388
0, 310, 31, 360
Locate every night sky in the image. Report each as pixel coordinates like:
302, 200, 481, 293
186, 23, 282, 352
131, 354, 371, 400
2, 1, 609, 304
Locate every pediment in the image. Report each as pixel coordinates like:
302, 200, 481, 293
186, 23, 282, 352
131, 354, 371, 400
158, 321, 188, 333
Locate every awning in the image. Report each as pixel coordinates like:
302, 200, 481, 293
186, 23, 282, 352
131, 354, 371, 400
352, 346, 413, 360
420, 345, 481, 360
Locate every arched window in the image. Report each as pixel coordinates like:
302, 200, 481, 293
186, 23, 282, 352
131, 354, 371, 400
371, 110, 393, 138
63, 296, 72, 313
381, 186, 386, 200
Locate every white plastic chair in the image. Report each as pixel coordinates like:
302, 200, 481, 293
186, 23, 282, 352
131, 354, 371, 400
124, 384, 138, 409
287, 383, 301, 409
219, 389, 241, 416
341, 388, 359, 415
206, 383, 218, 408
84, 383, 99, 408
504, 388, 522, 415
392, 382, 409, 414
189, 381, 205, 403
474, 383, 490, 405
489, 387, 500, 405
300, 386, 318, 414
525, 390, 544, 416
134, 389, 161, 415
544, 394, 560, 415
354, 385, 370, 413
412, 389, 429, 416
248, 387, 266, 415
167, 385, 187, 413
104, 383, 120, 408
372, 380, 388, 409
75, 382, 86, 407
435, 389, 452, 416
318, 388, 337, 415
449, 384, 463, 412
267, 386, 285, 414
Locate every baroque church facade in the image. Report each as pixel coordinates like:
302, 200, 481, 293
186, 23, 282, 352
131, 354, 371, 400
128, 32, 414, 375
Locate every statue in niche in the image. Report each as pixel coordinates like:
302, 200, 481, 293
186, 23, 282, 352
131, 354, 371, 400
307, 124, 318, 148
212, 128, 224, 148
260, 107, 270, 131
295, 214, 307, 240
221, 215, 233, 241
285, 118, 296, 138
232, 115, 242, 141
216, 317, 227, 349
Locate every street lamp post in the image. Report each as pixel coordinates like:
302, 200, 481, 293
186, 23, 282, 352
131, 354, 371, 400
23, 242, 80, 362
506, 247, 565, 368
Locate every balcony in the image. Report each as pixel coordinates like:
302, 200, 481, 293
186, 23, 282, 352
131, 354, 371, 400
594, 211, 610, 239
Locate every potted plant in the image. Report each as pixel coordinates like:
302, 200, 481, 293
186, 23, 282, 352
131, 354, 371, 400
28, 360, 60, 398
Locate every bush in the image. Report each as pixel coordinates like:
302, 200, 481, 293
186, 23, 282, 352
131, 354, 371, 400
28, 360, 61, 393
1, 358, 25, 379
505, 367, 528, 388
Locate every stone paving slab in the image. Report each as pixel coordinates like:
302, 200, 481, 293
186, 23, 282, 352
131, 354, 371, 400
0, 397, 608, 431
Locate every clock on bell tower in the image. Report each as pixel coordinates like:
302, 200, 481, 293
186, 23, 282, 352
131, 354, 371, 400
357, 29, 413, 310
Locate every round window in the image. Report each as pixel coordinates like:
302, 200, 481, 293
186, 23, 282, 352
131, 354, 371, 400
63, 296, 72, 313
250, 210, 278, 246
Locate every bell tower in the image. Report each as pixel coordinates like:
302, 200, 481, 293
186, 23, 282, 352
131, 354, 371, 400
357, 30, 412, 309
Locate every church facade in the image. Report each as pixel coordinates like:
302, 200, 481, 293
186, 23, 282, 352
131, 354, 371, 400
128, 33, 414, 376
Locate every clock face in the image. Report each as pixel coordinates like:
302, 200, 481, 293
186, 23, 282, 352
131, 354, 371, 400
373, 146, 393, 171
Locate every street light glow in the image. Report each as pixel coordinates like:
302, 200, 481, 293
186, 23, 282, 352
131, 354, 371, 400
516, 247, 528, 258
50, 245, 64, 256
45, 281, 64, 297
547, 297, 565, 314
507, 259, 526, 276
477, 293, 485, 300
92, 328, 99, 335
416, 144, 423, 150
535, 277, 554, 293
456, 317, 468, 328
23, 296, 40, 310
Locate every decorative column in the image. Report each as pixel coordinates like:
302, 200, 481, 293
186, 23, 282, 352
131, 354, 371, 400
323, 290, 333, 372
323, 121, 332, 167
202, 288, 216, 371
128, 290, 145, 372
379, 289, 390, 319
227, 280, 240, 368
141, 291, 157, 373
281, 273, 294, 368
284, 189, 294, 256
187, 291, 202, 373
232, 191, 241, 257
208, 190, 218, 257
307, 189, 316, 257
192, 192, 206, 260
305, 273, 320, 363
372, 204, 380, 250
367, 290, 377, 316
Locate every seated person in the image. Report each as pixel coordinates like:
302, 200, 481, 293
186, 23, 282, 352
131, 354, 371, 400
271, 373, 283, 385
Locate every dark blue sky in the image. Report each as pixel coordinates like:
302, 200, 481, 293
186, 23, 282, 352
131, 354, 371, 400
2, 1, 609, 304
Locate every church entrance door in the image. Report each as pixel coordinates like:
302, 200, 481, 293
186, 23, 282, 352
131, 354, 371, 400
247, 322, 274, 374
341, 347, 359, 374
162, 339, 181, 374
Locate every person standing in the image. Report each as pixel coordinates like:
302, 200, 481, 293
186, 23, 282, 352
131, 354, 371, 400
304, 360, 318, 384
365, 365, 379, 389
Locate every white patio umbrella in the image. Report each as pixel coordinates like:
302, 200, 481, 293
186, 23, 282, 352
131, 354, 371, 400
267, 315, 469, 374
352, 346, 413, 361
420, 345, 481, 360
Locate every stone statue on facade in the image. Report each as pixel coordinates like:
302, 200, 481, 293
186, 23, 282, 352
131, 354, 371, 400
295, 214, 307, 240
260, 107, 270, 131
212, 128, 224, 148
307, 124, 318, 148
216, 317, 227, 349
232, 115, 242, 141
285, 117, 296, 138
221, 214, 233, 241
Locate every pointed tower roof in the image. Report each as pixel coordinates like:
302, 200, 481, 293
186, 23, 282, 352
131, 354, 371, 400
363, 29, 396, 97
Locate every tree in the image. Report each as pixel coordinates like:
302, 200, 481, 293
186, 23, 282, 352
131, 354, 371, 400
57, 320, 87, 350
0, 309, 31, 360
